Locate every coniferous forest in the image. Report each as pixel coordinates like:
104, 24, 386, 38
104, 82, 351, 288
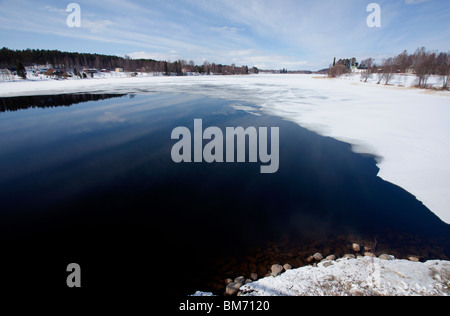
0, 47, 258, 76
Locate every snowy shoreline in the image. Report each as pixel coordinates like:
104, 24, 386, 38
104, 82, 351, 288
192, 237, 450, 297
191, 247, 450, 297
239, 256, 450, 296
1, 73, 450, 225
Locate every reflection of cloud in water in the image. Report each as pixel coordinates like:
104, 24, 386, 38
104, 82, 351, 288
97, 111, 126, 124
71, 126, 93, 135
231, 103, 262, 116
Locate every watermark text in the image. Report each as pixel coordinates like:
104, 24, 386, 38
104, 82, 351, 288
66, 3, 81, 28
171, 119, 280, 174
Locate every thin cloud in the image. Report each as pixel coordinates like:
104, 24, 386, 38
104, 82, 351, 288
405, 0, 432, 4
210, 26, 241, 34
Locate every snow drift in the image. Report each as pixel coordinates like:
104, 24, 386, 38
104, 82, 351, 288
240, 257, 450, 296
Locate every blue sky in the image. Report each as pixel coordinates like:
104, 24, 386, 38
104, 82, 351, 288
0, 0, 449, 70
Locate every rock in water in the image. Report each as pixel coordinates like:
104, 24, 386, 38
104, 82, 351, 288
271, 264, 284, 277
283, 264, 292, 271
234, 276, 245, 284
313, 253, 323, 261
226, 282, 243, 296
352, 243, 361, 252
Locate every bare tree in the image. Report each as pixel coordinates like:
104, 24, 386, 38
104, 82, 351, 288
188, 60, 195, 72
436, 52, 450, 89
327, 64, 345, 78
0, 69, 7, 81
94, 55, 101, 70
381, 57, 396, 84
376, 67, 385, 84
327, 58, 350, 78
412, 47, 436, 87
203, 61, 211, 75
395, 50, 411, 73
360, 58, 374, 82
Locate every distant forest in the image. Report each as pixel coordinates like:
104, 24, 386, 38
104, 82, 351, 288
0, 47, 258, 76
328, 47, 450, 89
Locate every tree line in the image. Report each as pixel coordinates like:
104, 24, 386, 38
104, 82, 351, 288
328, 47, 450, 89
0, 47, 258, 78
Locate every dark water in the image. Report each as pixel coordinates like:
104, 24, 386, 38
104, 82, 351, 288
0, 93, 449, 296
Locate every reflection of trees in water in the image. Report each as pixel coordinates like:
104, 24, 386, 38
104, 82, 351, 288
0, 94, 127, 112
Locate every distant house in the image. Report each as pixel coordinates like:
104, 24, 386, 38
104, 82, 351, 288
351, 65, 362, 73
115, 68, 124, 72
83, 68, 98, 74
406, 66, 415, 74
38, 68, 49, 74
53, 69, 64, 76
43, 69, 55, 76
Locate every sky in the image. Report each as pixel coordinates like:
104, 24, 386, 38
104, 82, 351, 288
0, 0, 449, 70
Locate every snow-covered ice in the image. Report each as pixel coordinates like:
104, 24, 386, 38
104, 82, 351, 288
1, 74, 450, 223
240, 257, 450, 296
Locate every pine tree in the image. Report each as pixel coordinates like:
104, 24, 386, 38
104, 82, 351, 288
17, 62, 27, 79
164, 61, 169, 76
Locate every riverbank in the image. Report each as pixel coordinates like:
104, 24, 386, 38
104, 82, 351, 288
239, 256, 450, 296
195, 230, 450, 295
194, 238, 450, 296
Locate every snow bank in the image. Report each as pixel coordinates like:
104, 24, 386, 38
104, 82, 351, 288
240, 257, 450, 296
1, 74, 450, 223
